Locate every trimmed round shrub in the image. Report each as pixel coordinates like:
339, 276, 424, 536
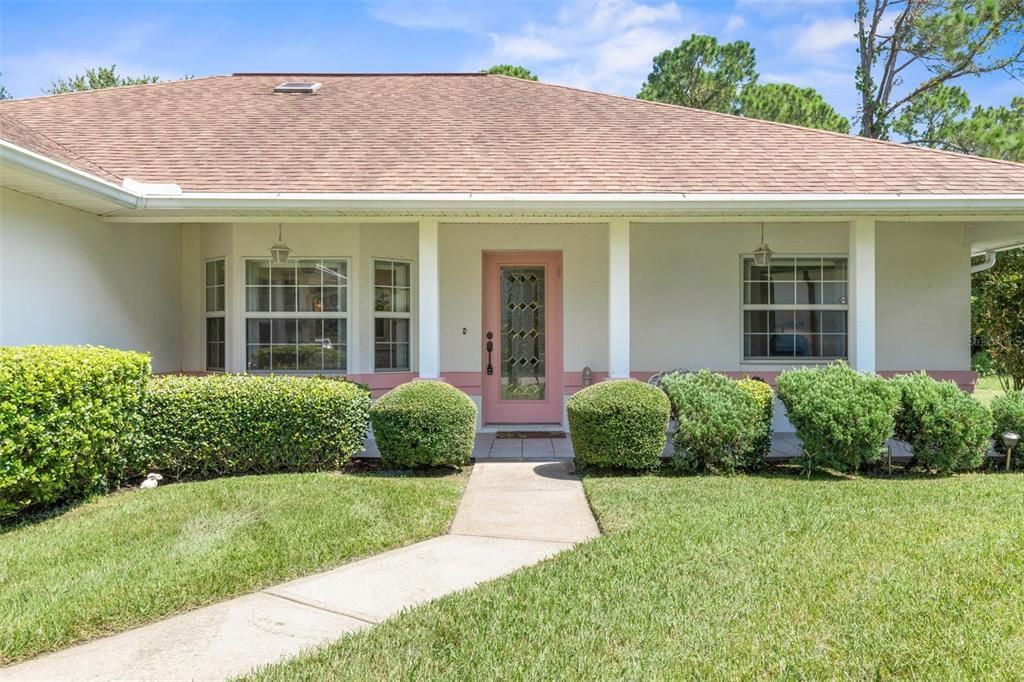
891, 373, 992, 472
140, 375, 370, 479
662, 370, 762, 473
371, 380, 477, 468
737, 377, 775, 464
776, 362, 899, 473
0, 346, 151, 517
991, 390, 1024, 455
567, 380, 670, 471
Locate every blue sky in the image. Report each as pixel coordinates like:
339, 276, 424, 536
1, 0, 1020, 126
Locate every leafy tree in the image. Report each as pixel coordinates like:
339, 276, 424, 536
46, 65, 159, 94
738, 83, 851, 133
855, 0, 1024, 140
638, 34, 757, 113
893, 84, 1024, 161
0, 74, 11, 100
975, 247, 1024, 391
482, 65, 538, 81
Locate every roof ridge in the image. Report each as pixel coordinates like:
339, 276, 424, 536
487, 74, 1024, 172
0, 111, 124, 181
0, 74, 230, 105
232, 72, 487, 77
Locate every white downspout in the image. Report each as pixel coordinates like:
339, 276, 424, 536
971, 251, 997, 274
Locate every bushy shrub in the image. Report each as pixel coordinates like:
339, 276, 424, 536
371, 380, 477, 468
737, 377, 775, 464
991, 390, 1024, 455
0, 346, 150, 517
891, 373, 992, 472
567, 380, 670, 471
971, 350, 999, 377
662, 370, 762, 473
776, 362, 899, 473
140, 375, 370, 479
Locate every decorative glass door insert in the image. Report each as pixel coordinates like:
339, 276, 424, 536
500, 266, 546, 401
482, 251, 563, 425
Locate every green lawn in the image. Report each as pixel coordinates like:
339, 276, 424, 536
250, 473, 1024, 680
975, 374, 1011, 407
0, 470, 466, 664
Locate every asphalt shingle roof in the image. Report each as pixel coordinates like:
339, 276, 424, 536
1, 73, 1021, 194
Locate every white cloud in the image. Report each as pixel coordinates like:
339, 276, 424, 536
790, 18, 857, 55
489, 32, 567, 62
724, 14, 747, 33
481, 0, 698, 95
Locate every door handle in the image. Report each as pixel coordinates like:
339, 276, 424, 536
485, 332, 494, 376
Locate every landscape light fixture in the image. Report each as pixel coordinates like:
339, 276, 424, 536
1002, 431, 1020, 471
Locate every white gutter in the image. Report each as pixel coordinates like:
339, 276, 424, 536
0, 140, 139, 208
136, 191, 1024, 214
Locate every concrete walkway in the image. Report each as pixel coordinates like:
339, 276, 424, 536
1, 462, 599, 682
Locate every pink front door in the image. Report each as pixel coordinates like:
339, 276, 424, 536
482, 251, 564, 424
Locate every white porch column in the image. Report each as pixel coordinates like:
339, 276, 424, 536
608, 218, 631, 379
849, 218, 876, 373
418, 218, 441, 379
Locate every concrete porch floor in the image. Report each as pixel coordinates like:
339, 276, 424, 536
361, 432, 929, 463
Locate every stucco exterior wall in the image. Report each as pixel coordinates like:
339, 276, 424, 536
438, 222, 609, 374
0, 188, 183, 371
876, 221, 970, 371
179, 219, 974, 379
630, 221, 850, 372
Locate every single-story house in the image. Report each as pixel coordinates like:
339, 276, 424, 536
1, 73, 1022, 432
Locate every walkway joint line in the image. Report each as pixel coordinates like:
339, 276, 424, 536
260, 590, 380, 625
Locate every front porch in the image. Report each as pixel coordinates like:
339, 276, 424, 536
177, 214, 1020, 431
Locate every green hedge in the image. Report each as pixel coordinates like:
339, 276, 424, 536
891, 373, 992, 472
662, 370, 763, 473
776, 362, 899, 473
139, 375, 370, 479
737, 378, 775, 464
567, 380, 670, 471
991, 391, 1024, 456
370, 381, 477, 468
0, 346, 150, 517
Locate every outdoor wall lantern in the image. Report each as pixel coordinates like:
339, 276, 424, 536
1002, 431, 1020, 471
752, 222, 773, 267
582, 366, 593, 387
270, 223, 292, 264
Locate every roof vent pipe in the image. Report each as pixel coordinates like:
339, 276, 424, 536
971, 250, 997, 274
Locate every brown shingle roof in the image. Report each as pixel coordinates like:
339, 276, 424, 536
0, 111, 121, 182
1, 73, 1021, 194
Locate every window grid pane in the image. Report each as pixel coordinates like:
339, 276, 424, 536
205, 259, 225, 313
374, 260, 411, 314
374, 260, 413, 371
742, 256, 848, 360
244, 257, 348, 373
246, 258, 348, 313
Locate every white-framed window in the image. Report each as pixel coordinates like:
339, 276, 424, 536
204, 258, 226, 371
244, 257, 349, 372
373, 259, 412, 371
742, 255, 849, 360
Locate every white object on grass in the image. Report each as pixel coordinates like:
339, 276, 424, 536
140, 473, 163, 490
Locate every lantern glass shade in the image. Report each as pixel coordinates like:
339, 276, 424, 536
1003, 431, 1021, 449
752, 242, 773, 267
270, 241, 291, 264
